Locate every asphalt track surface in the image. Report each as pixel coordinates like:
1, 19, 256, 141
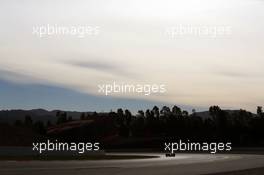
1, 153, 264, 175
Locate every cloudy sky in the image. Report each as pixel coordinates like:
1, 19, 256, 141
0, 0, 264, 112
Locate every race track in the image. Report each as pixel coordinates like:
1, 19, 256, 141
1, 153, 264, 175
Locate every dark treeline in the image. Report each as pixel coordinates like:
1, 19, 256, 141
2, 105, 264, 147
108, 106, 264, 147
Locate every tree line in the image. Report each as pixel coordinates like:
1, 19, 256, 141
8, 105, 264, 147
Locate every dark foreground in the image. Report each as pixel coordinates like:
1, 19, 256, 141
1, 153, 264, 175
207, 167, 264, 175
0, 155, 157, 161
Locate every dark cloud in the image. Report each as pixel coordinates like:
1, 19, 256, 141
71, 61, 117, 71
211, 66, 257, 78
216, 71, 248, 78
66, 60, 137, 78
0, 69, 36, 83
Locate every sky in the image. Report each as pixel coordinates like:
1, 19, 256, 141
0, 0, 264, 113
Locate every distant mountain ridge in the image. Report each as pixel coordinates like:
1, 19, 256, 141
0, 109, 93, 124
0, 108, 257, 124
195, 110, 257, 119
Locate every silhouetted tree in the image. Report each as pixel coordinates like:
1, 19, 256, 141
172, 105, 182, 117
145, 109, 152, 121
160, 106, 170, 117
131, 113, 145, 137
56, 112, 67, 124
152, 106, 160, 120
33, 121, 46, 135
209, 106, 221, 119
80, 112, 86, 120
137, 110, 144, 117
192, 109, 196, 116
24, 115, 33, 127
257, 106, 263, 117
182, 110, 189, 117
